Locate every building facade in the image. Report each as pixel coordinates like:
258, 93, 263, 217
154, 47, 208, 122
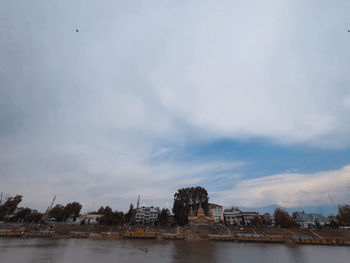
209, 203, 223, 223
135, 206, 160, 225
223, 208, 242, 226
241, 211, 260, 226
295, 213, 329, 228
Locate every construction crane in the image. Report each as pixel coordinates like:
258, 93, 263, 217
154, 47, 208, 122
328, 194, 338, 210
328, 193, 342, 222
137, 195, 140, 209
45, 195, 56, 222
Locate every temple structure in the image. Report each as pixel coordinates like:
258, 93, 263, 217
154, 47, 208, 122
188, 203, 215, 226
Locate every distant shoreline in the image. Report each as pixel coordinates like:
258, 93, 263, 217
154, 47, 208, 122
1, 223, 350, 241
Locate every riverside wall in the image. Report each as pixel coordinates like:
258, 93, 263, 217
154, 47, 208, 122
1, 223, 350, 240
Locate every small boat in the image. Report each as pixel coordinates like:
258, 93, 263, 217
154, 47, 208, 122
26, 230, 56, 237
160, 233, 185, 240
291, 236, 336, 245
100, 232, 122, 239
236, 233, 286, 243
123, 228, 156, 239
69, 231, 89, 238
336, 238, 350, 246
208, 234, 234, 241
0, 229, 23, 237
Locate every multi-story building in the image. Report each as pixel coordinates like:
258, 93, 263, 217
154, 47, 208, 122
241, 211, 259, 225
209, 203, 223, 223
135, 206, 160, 225
295, 213, 329, 228
223, 207, 243, 226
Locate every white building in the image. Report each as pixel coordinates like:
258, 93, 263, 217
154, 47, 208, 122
135, 206, 160, 225
78, 214, 103, 225
295, 213, 329, 228
223, 208, 243, 226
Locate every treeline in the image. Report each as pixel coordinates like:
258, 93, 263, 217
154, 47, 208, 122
0, 193, 84, 223
48, 202, 82, 222
0, 194, 42, 223
0, 193, 172, 226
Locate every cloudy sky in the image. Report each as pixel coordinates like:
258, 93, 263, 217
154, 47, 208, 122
1, 0, 350, 212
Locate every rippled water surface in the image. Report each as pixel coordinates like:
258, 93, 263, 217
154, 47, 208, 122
1, 238, 349, 263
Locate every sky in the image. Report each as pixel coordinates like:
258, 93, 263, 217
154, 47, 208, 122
1, 0, 350, 213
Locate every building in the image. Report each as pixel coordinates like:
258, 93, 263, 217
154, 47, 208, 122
209, 203, 223, 223
295, 213, 329, 228
188, 203, 215, 226
241, 211, 260, 226
135, 206, 160, 225
78, 214, 103, 224
223, 208, 242, 226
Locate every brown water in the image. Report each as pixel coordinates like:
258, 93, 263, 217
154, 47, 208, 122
0, 238, 349, 263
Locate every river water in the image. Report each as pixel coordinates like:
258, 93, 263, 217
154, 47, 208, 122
0, 238, 349, 263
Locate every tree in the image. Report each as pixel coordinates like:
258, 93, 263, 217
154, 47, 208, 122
99, 208, 125, 225
15, 207, 32, 222
274, 208, 298, 228
327, 215, 339, 228
63, 202, 82, 221
251, 215, 262, 227
172, 186, 209, 225
48, 204, 65, 222
125, 204, 135, 224
159, 208, 169, 226
48, 202, 82, 222
24, 211, 44, 223
337, 205, 350, 226
261, 213, 272, 227
0, 194, 23, 220
292, 211, 300, 219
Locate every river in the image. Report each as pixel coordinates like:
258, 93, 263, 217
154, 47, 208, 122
1, 238, 349, 263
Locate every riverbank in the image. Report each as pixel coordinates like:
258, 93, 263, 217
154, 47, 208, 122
1, 223, 350, 240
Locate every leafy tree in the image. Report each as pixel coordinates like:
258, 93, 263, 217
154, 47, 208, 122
327, 215, 339, 228
172, 186, 209, 225
292, 211, 300, 219
15, 207, 32, 222
48, 202, 82, 222
159, 208, 169, 226
48, 204, 65, 222
0, 194, 23, 220
337, 205, 350, 226
261, 213, 272, 227
251, 215, 262, 227
125, 204, 135, 224
63, 202, 82, 221
99, 210, 124, 225
274, 208, 298, 228
24, 211, 44, 223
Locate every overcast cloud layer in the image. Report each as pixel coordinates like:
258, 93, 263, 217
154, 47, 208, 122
1, 0, 350, 211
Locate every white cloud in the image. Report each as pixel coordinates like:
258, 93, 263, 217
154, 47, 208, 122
150, 0, 350, 148
1, 0, 350, 211
216, 165, 350, 208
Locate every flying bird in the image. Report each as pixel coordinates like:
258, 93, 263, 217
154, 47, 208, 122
76, 29, 79, 32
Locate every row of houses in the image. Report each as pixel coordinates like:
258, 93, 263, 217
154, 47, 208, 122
208, 203, 262, 226
70, 203, 332, 228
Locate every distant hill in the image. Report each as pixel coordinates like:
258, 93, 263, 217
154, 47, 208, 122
224, 204, 338, 216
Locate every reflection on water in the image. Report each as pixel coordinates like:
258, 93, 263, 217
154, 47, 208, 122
1, 238, 350, 263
